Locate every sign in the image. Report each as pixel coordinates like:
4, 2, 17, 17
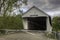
30, 15, 38, 17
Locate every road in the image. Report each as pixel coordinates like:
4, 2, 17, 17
0, 31, 55, 40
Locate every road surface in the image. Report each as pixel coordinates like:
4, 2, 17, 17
0, 31, 55, 40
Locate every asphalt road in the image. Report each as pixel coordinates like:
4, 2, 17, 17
0, 31, 55, 40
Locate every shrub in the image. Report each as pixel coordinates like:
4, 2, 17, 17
52, 17, 60, 32
0, 30, 6, 34
0, 14, 23, 30
45, 32, 56, 39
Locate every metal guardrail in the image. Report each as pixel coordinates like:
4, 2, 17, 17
0, 29, 21, 34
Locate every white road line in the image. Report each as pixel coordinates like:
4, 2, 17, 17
26, 32, 36, 35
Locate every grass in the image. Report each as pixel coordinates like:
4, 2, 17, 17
44, 32, 56, 39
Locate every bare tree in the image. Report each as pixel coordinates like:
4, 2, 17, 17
0, 0, 27, 16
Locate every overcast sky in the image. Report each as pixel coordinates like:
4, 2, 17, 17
28, 0, 60, 16
13, 0, 60, 16
28, 0, 60, 11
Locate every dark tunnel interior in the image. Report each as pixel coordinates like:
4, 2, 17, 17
27, 17, 47, 31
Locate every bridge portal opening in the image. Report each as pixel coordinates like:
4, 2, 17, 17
27, 17, 47, 31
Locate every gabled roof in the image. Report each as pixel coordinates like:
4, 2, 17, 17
21, 5, 50, 16
21, 5, 52, 26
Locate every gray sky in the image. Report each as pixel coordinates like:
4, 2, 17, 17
28, 0, 60, 16
28, 0, 60, 11
13, 0, 60, 16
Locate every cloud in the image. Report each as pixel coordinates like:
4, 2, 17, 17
47, 11, 60, 16
49, 0, 60, 5
28, 0, 60, 12
47, 0, 60, 9
28, 0, 46, 7
21, 0, 60, 16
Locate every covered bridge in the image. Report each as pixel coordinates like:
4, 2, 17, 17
22, 6, 52, 31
